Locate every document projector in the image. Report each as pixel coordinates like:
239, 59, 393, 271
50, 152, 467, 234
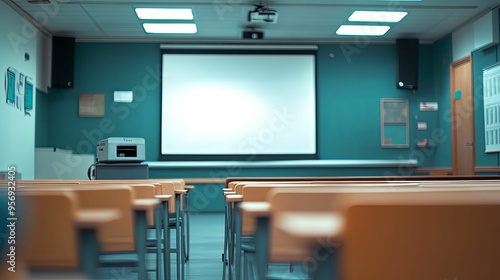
96, 137, 145, 163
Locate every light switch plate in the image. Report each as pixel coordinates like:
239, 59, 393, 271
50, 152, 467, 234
417, 122, 427, 130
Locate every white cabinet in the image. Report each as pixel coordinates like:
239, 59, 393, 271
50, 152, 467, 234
35, 148, 95, 179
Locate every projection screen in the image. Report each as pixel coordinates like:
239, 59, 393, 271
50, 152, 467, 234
160, 49, 317, 160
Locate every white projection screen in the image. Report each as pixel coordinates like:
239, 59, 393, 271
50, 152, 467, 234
160, 49, 317, 160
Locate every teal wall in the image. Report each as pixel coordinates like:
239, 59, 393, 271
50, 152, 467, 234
46, 41, 451, 167
43, 41, 456, 211
472, 28, 500, 167
317, 40, 452, 168
0, 0, 40, 178
47, 43, 162, 158
35, 88, 49, 147
430, 35, 453, 168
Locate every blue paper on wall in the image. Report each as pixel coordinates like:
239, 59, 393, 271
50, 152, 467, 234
454, 90, 462, 100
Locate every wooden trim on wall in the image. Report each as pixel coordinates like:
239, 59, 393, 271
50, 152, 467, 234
184, 167, 500, 183
414, 168, 453, 176
474, 167, 500, 173
183, 178, 227, 184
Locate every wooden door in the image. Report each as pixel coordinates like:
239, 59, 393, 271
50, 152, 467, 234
451, 56, 475, 175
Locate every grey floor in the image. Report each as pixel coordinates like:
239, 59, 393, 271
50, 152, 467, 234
98, 213, 225, 280
182, 213, 225, 280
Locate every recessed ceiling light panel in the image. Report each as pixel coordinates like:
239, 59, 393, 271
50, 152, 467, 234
336, 25, 391, 36
135, 8, 194, 20
349, 11, 408, 23
143, 23, 197, 34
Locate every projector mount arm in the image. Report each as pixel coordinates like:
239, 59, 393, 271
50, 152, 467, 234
252, 2, 277, 13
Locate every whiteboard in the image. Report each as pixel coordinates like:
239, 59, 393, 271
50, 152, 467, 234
483, 62, 500, 153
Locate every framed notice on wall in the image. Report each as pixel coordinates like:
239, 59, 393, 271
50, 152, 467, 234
79, 93, 105, 117
380, 98, 409, 148
483, 62, 500, 153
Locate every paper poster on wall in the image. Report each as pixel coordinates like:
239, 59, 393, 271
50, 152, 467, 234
24, 76, 33, 116
18, 72, 25, 111
79, 93, 105, 117
4, 67, 26, 112
5, 67, 16, 106
419, 102, 438, 111
483, 62, 500, 153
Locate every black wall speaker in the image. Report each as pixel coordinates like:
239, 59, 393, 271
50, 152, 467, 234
51, 36, 75, 88
396, 38, 419, 90
242, 30, 264, 39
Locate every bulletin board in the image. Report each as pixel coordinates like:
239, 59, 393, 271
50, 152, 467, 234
483, 62, 500, 153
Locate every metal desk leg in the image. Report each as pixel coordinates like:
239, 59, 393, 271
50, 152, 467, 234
234, 202, 242, 280
154, 207, 162, 280
254, 217, 269, 280
162, 201, 171, 280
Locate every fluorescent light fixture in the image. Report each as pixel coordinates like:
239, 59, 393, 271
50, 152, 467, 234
135, 8, 194, 20
349, 11, 408, 22
336, 25, 390, 36
143, 23, 197, 34
114, 91, 133, 103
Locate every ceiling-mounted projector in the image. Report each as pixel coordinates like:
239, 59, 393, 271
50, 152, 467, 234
248, 3, 278, 23
242, 29, 264, 39
248, 11, 278, 23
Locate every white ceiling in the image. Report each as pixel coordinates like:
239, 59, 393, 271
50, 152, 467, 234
5, 0, 500, 43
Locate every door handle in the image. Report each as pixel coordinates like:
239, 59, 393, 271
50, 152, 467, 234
465, 141, 474, 146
